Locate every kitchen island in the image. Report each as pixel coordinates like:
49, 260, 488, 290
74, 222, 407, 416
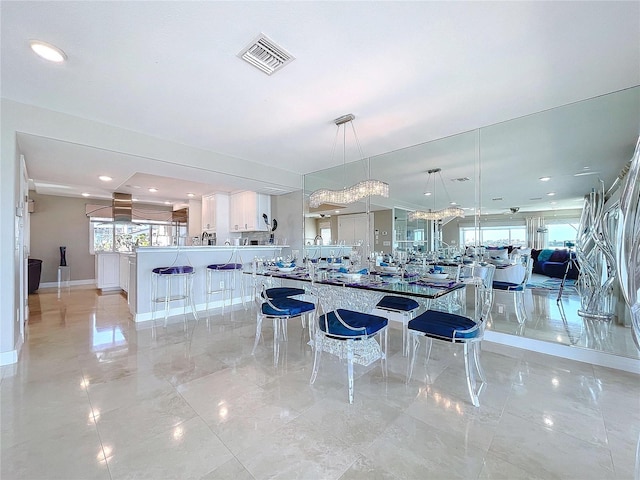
131, 245, 288, 322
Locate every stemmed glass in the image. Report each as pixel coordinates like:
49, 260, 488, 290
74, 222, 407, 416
329, 249, 336, 266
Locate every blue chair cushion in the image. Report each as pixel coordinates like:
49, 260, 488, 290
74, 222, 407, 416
263, 287, 305, 299
261, 298, 315, 317
319, 309, 388, 337
408, 310, 479, 340
492, 281, 524, 292
152, 265, 194, 275
376, 296, 419, 312
207, 263, 243, 270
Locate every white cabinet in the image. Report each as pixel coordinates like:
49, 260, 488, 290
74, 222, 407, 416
96, 253, 120, 291
202, 194, 216, 232
119, 254, 131, 293
230, 191, 271, 232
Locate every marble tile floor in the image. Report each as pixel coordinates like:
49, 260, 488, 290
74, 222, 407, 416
1, 285, 639, 479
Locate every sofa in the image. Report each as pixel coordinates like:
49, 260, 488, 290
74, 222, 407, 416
531, 248, 579, 279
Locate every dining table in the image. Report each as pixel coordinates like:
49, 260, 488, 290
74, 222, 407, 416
247, 264, 481, 367
247, 264, 467, 313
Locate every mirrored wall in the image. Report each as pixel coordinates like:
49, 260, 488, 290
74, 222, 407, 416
303, 86, 640, 359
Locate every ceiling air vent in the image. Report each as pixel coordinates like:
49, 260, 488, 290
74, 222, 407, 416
238, 33, 294, 75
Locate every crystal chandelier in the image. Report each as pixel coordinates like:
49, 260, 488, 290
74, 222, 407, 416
408, 168, 464, 221
309, 114, 389, 209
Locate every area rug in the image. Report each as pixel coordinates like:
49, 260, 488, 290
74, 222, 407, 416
526, 278, 576, 294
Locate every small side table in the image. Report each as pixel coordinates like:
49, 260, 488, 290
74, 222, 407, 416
57, 266, 70, 297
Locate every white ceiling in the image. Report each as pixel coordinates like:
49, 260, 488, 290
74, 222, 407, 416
2, 1, 639, 211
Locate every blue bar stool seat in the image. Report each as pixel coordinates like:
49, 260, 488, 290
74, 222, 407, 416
151, 265, 198, 330
206, 263, 245, 313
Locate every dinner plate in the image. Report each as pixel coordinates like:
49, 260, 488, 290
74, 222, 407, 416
425, 273, 449, 280
277, 266, 296, 273
340, 273, 362, 281
378, 265, 400, 273
420, 276, 453, 284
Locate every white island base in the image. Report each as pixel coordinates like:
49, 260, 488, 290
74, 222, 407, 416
131, 245, 288, 322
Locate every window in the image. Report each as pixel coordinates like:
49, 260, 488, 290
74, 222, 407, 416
90, 220, 184, 254
546, 223, 578, 248
460, 225, 527, 247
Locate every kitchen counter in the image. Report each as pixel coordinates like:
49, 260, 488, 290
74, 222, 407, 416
131, 245, 289, 321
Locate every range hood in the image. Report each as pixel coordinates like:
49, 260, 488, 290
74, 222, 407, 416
112, 192, 133, 222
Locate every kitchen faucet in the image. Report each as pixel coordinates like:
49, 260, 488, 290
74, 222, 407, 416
314, 235, 323, 245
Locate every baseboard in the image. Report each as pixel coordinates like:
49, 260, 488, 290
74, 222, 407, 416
40, 279, 96, 288
133, 296, 251, 323
0, 335, 23, 366
484, 330, 640, 374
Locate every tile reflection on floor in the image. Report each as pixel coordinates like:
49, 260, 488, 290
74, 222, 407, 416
1, 285, 639, 479
487, 273, 639, 359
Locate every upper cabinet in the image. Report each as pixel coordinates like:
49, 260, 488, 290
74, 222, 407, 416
230, 191, 271, 232
202, 194, 216, 232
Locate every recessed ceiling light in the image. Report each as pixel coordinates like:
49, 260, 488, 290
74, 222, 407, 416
539, 176, 551, 182
547, 192, 556, 196
424, 192, 432, 196
148, 188, 158, 193
81, 192, 90, 197
132, 198, 139, 202
335, 210, 340, 213
187, 193, 195, 198
164, 201, 171, 205
98, 175, 112, 182
450, 202, 457, 205
29, 40, 67, 63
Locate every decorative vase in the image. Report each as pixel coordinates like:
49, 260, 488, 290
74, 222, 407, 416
59, 246, 67, 267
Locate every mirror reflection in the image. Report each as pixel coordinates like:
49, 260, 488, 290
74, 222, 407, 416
303, 86, 639, 359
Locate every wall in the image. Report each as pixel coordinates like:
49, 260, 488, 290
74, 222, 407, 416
29, 192, 101, 283
1, 105, 21, 362
373, 209, 393, 254
272, 190, 303, 256
187, 198, 202, 239
304, 215, 317, 244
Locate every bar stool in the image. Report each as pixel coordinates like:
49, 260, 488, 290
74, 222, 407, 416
206, 263, 245, 313
151, 265, 198, 330
372, 295, 420, 356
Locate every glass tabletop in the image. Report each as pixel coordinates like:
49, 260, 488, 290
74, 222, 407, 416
248, 268, 465, 300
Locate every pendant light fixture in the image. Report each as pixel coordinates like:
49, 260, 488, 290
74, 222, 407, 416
409, 168, 464, 221
309, 114, 389, 208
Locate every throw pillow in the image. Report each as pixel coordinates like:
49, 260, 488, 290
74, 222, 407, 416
549, 249, 567, 262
